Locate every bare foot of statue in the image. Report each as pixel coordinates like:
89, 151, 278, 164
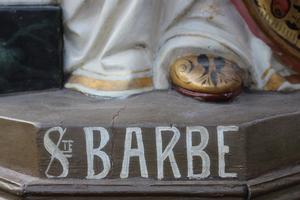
170, 55, 243, 102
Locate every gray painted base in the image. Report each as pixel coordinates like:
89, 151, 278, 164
0, 90, 299, 199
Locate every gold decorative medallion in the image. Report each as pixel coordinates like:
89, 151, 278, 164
170, 55, 243, 94
244, 0, 300, 62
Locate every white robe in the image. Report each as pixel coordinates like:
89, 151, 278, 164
2, 0, 300, 96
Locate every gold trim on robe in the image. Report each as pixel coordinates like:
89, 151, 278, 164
263, 72, 286, 91
67, 75, 153, 91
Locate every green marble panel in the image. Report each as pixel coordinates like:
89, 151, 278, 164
0, 5, 63, 94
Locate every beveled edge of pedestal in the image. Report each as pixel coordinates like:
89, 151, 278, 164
248, 164, 300, 198
0, 166, 37, 196
0, 164, 299, 198
0, 116, 41, 128
0, 91, 300, 198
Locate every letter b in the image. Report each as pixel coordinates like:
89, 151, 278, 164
84, 127, 111, 179
186, 126, 210, 179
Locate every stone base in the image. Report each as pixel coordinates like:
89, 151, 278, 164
0, 89, 300, 199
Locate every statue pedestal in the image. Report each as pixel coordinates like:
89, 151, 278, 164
0, 90, 300, 199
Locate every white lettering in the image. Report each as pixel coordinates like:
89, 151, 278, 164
186, 126, 210, 179
120, 127, 148, 178
217, 126, 239, 178
156, 126, 181, 180
44, 127, 69, 178
84, 127, 111, 179
44, 125, 239, 180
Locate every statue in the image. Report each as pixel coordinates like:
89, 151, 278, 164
0, 0, 299, 101
0, 1, 300, 199
60, 0, 300, 101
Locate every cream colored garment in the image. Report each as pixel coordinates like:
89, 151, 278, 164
62, 0, 159, 97
51, 0, 300, 96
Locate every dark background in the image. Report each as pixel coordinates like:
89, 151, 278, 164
0, 5, 63, 94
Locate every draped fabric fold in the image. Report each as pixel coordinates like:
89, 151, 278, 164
2, 0, 299, 97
